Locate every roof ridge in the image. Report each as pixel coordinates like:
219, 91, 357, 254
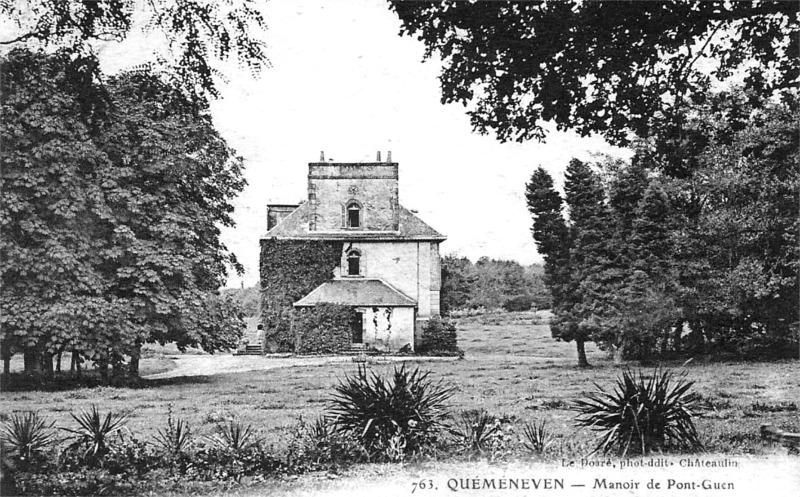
371, 276, 416, 303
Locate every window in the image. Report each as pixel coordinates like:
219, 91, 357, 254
347, 250, 361, 276
346, 201, 360, 228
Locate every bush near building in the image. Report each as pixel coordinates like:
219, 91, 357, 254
417, 317, 463, 357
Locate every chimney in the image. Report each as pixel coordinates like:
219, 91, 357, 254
377, 151, 381, 162
387, 150, 392, 162
320, 151, 325, 162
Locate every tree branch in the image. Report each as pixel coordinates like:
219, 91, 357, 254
0, 31, 41, 45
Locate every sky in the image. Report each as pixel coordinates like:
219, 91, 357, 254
37, 0, 631, 288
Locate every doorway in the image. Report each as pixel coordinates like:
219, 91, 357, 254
350, 311, 363, 344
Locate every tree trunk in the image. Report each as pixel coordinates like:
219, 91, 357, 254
56, 350, 63, 373
1, 340, 11, 375
23, 349, 41, 374
129, 341, 142, 378
39, 352, 54, 377
576, 339, 590, 367
112, 360, 123, 381
98, 360, 109, 382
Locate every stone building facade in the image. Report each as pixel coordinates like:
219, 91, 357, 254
261, 155, 445, 352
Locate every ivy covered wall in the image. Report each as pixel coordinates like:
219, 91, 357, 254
294, 303, 353, 354
259, 239, 343, 351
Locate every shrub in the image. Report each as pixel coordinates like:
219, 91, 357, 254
502, 295, 534, 312
417, 316, 463, 357
1, 411, 57, 471
14, 468, 142, 496
287, 417, 368, 471
103, 430, 159, 478
62, 406, 129, 467
153, 408, 195, 458
327, 365, 455, 460
448, 410, 517, 460
574, 368, 702, 455
188, 445, 282, 481
449, 410, 502, 453
521, 419, 553, 455
209, 420, 263, 452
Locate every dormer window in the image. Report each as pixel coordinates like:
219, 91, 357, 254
346, 201, 361, 228
347, 249, 361, 276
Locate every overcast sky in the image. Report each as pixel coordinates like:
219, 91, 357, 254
93, 0, 629, 288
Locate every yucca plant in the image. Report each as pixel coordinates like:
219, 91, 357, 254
1, 411, 57, 470
63, 406, 129, 465
575, 368, 702, 455
521, 419, 553, 455
209, 420, 262, 451
449, 410, 503, 453
153, 408, 195, 457
327, 365, 455, 459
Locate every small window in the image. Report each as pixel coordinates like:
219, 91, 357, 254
347, 202, 360, 228
347, 250, 361, 276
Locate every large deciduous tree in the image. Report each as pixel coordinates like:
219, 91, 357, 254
664, 90, 799, 357
389, 1, 798, 147
0, 0, 268, 99
1, 48, 245, 378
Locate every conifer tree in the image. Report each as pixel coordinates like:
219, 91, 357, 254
525, 166, 590, 367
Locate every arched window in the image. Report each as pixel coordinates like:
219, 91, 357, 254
347, 250, 361, 276
346, 201, 361, 228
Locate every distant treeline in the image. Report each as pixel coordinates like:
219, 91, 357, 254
441, 256, 551, 315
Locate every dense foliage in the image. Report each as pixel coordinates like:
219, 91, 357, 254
222, 286, 260, 318
389, 1, 798, 148
575, 368, 702, 455
527, 90, 799, 362
0, 49, 245, 378
293, 303, 353, 354
2, 408, 283, 496
258, 239, 343, 352
0, 0, 268, 100
417, 316, 462, 357
441, 256, 550, 314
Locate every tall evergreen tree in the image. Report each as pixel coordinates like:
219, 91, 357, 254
525, 167, 590, 367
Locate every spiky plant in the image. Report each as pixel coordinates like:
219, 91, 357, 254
449, 410, 502, 453
521, 419, 553, 455
1, 411, 57, 470
575, 368, 702, 455
210, 420, 262, 451
328, 365, 455, 459
63, 406, 129, 465
153, 407, 195, 457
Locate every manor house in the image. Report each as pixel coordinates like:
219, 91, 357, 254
261, 153, 445, 352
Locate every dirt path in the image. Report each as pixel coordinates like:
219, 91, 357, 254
143, 354, 459, 380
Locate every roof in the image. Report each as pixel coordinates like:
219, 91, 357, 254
262, 204, 446, 241
293, 278, 417, 307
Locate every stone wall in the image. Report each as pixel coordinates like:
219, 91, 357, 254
359, 306, 415, 351
308, 163, 399, 232
337, 241, 440, 319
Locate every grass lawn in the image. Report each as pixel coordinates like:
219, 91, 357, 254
1, 311, 798, 458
